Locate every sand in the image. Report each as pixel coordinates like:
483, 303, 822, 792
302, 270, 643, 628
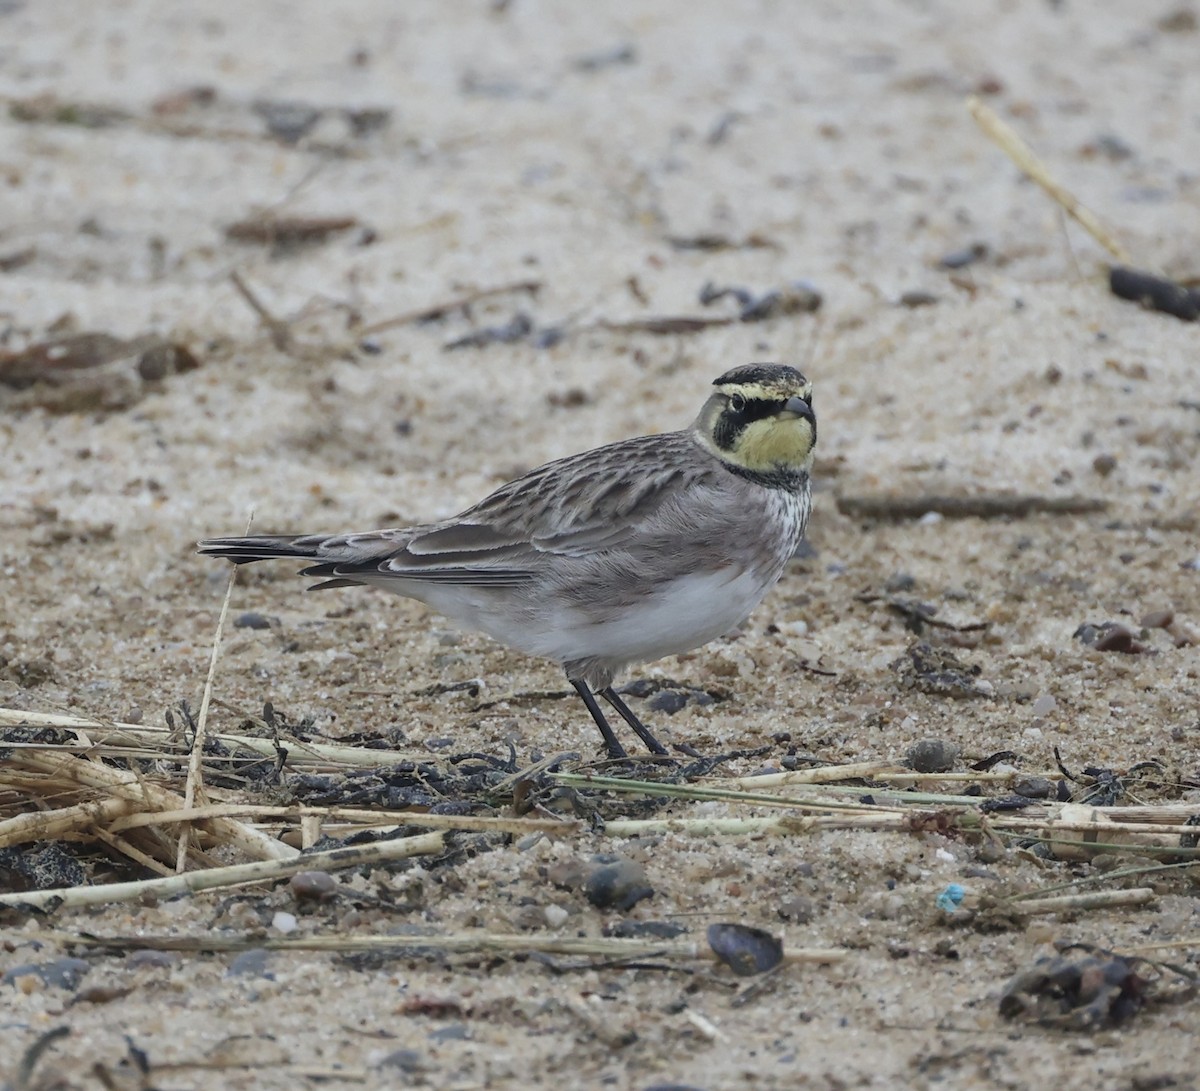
2, 1, 1199, 1087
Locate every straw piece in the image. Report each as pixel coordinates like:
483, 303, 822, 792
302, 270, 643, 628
1010, 887, 1155, 915
177, 538, 241, 870
0, 796, 139, 849
106, 803, 578, 837
0, 707, 423, 769
553, 772, 898, 814
4, 749, 296, 862
59, 928, 849, 965
966, 95, 1132, 264
90, 826, 177, 877
0, 830, 445, 910
1116, 937, 1200, 956
724, 761, 906, 789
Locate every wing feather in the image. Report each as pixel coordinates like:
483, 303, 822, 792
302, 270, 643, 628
201, 430, 715, 590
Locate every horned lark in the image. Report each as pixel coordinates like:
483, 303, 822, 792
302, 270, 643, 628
198, 363, 816, 757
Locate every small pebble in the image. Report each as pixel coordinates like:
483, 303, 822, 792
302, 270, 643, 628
253, 99, 322, 144
11, 974, 40, 996
1014, 775, 1053, 799
647, 687, 714, 714
511, 905, 547, 931
227, 948, 273, 979
647, 690, 689, 715
897, 290, 939, 308
377, 1049, 425, 1074
583, 854, 653, 911
1140, 608, 1174, 629
777, 896, 815, 923
707, 923, 783, 976
884, 572, 917, 593
1169, 620, 1200, 647
234, 611, 275, 630
135, 346, 170, 381
272, 911, 298, 934
126, 949, 181, 969
73, 984, 133, 1005
1094, 624, 1137, 653
546, 859, 587, 890
543, 904, 569, 928
1159, 7, 1198, 32
606, 920, 687, 939
1031, 693, 1057, 717
1073, 622, 1101, 645
1092, 453, 1118, 476
125, 706, 143, 724
906, 738, 960, 773
962, 865, 1000, 881
975, 840, 1006, 864
1, 957, 91, 990
290, 870, 338, 902
938, 242, 989, 269
776, 619, 808, 638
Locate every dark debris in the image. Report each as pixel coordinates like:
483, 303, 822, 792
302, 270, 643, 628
0, 331, 200, 412
1073, 621, 1152, 654
619, 677, 726, 714
1109, 265, 1200, 322
857, 589, 989, 635
0, 841, 87, 892
225, 214, 361, 251
890, 641, 989, 698
699, 280, 823, 321
443, 312, 534, 350
999, 943, 1197, 1030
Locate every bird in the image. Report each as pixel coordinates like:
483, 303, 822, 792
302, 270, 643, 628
198, 363, 816, 758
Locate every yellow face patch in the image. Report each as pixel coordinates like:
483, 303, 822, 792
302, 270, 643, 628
695, 369, 816, 476
727, 413, 816, 474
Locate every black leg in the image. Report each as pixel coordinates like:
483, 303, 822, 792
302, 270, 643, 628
570, 679, 628, 758
599, 687, 669, 756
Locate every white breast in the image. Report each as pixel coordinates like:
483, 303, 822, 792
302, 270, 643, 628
513, 566, 773, 666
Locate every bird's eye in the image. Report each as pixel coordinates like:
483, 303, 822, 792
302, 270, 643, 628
729, 393, 746, 413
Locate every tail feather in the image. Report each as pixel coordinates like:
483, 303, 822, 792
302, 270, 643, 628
198, 534, 376, 591
196, 535, 317, 564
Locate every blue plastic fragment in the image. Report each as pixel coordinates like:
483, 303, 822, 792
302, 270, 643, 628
936, 883, 966, 912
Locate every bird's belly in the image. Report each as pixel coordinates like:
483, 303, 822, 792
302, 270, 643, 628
515, 567, 773, 666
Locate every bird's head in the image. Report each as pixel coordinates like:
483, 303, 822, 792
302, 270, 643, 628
693, 363, 816, 482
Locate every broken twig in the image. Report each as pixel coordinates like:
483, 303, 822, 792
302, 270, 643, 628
0, 831, 445, 910
835, 493, 1109, 520
228, 270, 293, 350
358, 279, 542, 337
967, 95, 1131, 264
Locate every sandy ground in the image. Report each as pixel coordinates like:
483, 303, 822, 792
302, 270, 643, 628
2, 0, 1200, 1087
